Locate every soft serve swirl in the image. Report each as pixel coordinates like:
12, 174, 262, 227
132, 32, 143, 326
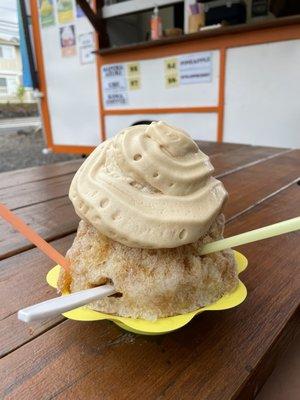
69, 121, 227, 248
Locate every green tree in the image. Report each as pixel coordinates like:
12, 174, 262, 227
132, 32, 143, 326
17, 85, 25, 103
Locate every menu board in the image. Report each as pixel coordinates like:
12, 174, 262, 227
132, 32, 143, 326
102, 64, 128, 107
101, 50, 218, 109
164, 58, 179, 88
165, 52, 212, 87
179, 52, 212, 84
127, 62, 141, 91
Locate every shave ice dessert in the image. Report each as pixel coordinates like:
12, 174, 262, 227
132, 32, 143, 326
58, 121, 238, 320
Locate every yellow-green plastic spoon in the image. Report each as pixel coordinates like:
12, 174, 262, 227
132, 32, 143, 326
200, 216, 300, 255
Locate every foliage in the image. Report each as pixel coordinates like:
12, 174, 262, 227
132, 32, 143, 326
16, 85, 26, 103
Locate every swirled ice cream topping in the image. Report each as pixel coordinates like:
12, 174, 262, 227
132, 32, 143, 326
69, 121, 227, 248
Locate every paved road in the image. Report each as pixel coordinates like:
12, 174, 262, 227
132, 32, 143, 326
0, 119, 81, 173
0, 117, 41, 134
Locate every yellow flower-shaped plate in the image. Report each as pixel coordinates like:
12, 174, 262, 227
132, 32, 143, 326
46, 251, 248, 335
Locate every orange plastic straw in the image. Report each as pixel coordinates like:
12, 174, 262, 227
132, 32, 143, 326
0, 203, 69, 271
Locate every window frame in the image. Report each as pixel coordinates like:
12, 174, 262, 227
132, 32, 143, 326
0, 76, 8, 95
0, 44, 15, 60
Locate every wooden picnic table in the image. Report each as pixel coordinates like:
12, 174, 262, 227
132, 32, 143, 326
0, 141, 299, 400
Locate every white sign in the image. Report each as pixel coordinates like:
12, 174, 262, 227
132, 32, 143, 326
78, 33, 94, 65
104, 92, 128, 107
102, 75, 127, 92
79, 45, 94, 65
179, 51, 212, 84
102, 63, 128, 107
78, 32, 94, 47
180, 70, 212, 84
102, 64, 125, 78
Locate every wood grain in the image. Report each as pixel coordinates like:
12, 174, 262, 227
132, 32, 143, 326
0, 234, 73, 320
197, 141, 250, 156
161, 181, 300, 400
0, 143, 288, 260
213, 147, 289, 177
0, 141, 256, 190
0, 159, 83, 190
0, 143, 286, 210
0, 141, 246, 210
0, 197, 79, 260
0, 173, 74, 210
98, 15, 300, 56
222, 149, 300, 220
0, 235, 74, 357
0, 142, 298, 400
0, 181, 299, 399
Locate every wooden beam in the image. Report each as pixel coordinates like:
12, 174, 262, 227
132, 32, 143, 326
76, 0, 102, 32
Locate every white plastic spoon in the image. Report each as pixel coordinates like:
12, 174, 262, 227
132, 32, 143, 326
17, 216, 300, 323
18, 284, 116, 322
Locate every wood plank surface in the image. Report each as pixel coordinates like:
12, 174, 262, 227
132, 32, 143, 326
213, 147, 289, 177
0, 181, 299, 399
0, 140, 243, 190
99, 14, 300, 56
1, 148, 294, 213
0, 142, 298, 400
0, 234, 74, 320
197, 141, 250, 155
161, 181, 300, 400
0, 143, 289, 260
0, 235, 74, 357
0, 141, 242, 210
0, 159, 83, 190
222, 150, 300, 220
0, 142, 287, 186
0, 197, 79, 260
0, 174, 73, 210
